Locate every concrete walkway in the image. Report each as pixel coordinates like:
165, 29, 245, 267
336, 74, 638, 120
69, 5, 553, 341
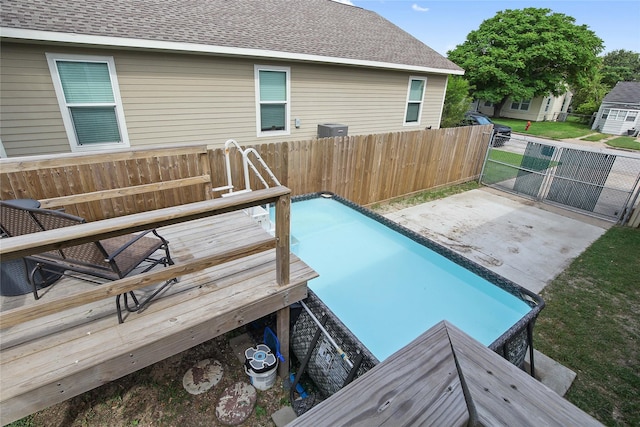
384, 187, 611, 294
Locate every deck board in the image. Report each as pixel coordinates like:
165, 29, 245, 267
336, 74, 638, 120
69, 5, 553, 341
290, 321, 603, 427
288, 321, 469, 427
0, 210, 317, 424
446, 324, 603, 427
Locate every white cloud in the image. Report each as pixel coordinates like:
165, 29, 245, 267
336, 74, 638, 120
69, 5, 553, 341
331, 0, 354, 5
412, 4, 429, 12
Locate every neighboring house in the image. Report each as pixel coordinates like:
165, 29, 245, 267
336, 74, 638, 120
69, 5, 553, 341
472, 92, 573, 122
592, 81, 640, 136
0, 0, 463, 158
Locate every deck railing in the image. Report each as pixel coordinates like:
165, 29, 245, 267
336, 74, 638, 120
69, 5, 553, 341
0, 187, 291, 328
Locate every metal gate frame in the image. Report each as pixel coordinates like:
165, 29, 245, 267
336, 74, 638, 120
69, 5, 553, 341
480, 135, 640, 223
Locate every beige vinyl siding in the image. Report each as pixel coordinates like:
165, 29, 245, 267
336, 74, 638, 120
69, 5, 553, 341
1, 43, 449, 157
544, 93, 572, 121
422, 74, 447, 126
0, 43, 70, 156
504, 97, 544, 121
478, 93, 572, 122
289, 64, 444, 137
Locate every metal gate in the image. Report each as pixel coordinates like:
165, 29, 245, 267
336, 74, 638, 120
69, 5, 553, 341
480, 135, 640, 222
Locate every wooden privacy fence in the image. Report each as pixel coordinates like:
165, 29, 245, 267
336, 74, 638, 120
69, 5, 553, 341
0, 145, 213, 222
212, 125, 492, 206
0, 126, 491, 219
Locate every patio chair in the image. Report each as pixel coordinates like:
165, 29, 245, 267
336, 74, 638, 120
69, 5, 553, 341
0, 201, 175, 323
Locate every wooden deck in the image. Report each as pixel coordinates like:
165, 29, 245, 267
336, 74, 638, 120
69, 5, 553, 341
289, 321, 603, 427
0, 194, 317, 424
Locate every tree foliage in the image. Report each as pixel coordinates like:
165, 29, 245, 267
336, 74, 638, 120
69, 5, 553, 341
447, 8, 603, 117
601, 49, 640, 87
440, 76, 472, 128
571, 66, 609, 117
571, 50, 639, 117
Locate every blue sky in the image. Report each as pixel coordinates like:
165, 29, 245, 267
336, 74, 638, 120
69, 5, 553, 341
338, 0, 640, 56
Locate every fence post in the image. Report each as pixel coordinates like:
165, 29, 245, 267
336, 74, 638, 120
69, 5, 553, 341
275, 192, 290, 286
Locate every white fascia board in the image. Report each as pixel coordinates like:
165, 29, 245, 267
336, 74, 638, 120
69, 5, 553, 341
1, 27, 465, 76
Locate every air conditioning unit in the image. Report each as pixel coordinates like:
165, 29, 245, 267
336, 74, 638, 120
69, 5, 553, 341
317, 123, 348, 138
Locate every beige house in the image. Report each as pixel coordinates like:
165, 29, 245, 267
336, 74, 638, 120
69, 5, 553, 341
0, 0, 463, 158
473, 92, 572, 122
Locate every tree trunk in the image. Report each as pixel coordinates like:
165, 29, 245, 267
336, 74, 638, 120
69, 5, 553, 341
493, 97, 508, 118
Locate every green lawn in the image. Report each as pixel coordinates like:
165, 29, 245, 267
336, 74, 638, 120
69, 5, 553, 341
535, 226, 640, 426
482, 149, 557, 184
492, 117, 594, 140
489, 117, 640, 152
581, 133, 610, 142
606, 136, 640, 151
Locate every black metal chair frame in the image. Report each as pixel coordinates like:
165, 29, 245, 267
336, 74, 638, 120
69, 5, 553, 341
0, 201, 176, 323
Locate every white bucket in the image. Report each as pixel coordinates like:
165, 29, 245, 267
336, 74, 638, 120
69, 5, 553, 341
244, 363, 278, 391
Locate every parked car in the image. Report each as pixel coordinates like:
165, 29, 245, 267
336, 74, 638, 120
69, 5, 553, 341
462, 112, 512, 146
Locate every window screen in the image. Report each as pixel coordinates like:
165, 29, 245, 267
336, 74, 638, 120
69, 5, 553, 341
258, 70, 287, 132
405, 78, 425, 124
54, 59, 123, 146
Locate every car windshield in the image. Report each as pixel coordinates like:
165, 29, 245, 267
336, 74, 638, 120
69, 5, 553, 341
474, 115, 492, 125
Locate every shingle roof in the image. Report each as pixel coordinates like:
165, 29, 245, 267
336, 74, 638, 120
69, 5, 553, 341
603, 81, 640, 105
0, 0, 463, 74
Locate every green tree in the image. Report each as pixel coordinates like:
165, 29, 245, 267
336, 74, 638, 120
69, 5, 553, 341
571, 66, 608, 119
447, 8, 603, 117
440, 76, 472, 128
601, 49, 640, 87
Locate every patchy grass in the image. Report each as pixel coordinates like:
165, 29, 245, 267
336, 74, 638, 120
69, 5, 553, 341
492, 117, 594, 139
581, 133, 610, 142
535, 226, 640, 426
8, 332, 288, 427
606, 136, 640, 151
369, 181, 480, 213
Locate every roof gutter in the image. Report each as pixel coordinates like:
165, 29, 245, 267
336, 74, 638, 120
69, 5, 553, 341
602, 101, 640, 108
1, 27, 464, 76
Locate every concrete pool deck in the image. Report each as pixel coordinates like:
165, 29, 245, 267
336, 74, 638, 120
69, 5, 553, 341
383, 187, 612, 294
382, 187, 612, 396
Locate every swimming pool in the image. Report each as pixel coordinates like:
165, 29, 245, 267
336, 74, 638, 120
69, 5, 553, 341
280, 193, 544, 396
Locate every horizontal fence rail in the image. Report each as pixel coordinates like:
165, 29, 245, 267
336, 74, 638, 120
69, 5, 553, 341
210, 126, 492, 207
1, 126, 492, 220
0, 145, 213, 221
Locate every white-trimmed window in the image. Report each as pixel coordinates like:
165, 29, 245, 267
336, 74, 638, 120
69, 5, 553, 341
46, 53, 129, 151
255, 65, 290, 137
626, 111, 637, 122
404, 77, 426, 125
510, 99, 531, 111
